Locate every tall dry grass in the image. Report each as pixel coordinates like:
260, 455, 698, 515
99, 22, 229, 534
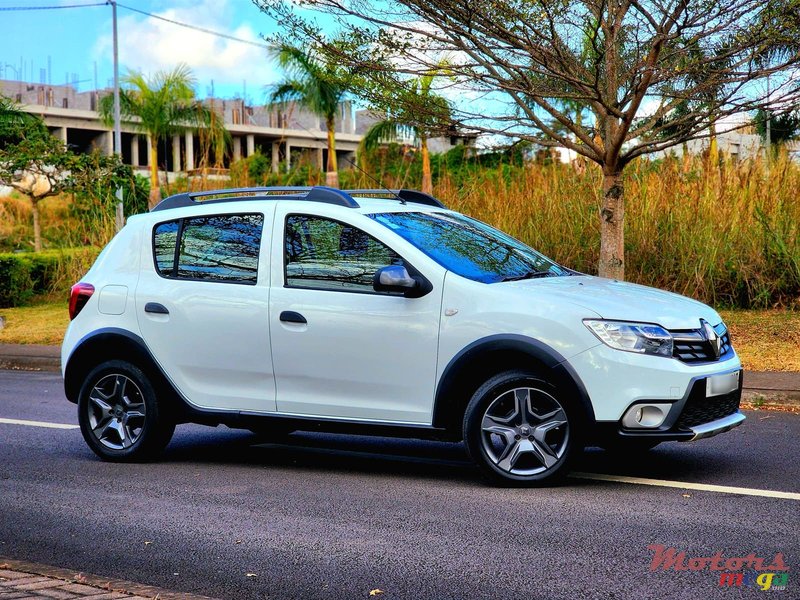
2, 152, 798, 308
346, 151, 800, 308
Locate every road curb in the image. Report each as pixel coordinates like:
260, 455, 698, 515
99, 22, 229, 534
0, 556, 218, 600
0, 343, 60, 372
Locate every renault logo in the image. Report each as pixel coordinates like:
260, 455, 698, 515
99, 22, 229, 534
701, 320, 722, 360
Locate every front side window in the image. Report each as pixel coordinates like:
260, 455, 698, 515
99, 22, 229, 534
285, 215, 401, 293
153, 213, 264, 284
369, 211, 569, 284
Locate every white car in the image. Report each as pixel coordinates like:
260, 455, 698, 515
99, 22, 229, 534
62, 186, 744, 485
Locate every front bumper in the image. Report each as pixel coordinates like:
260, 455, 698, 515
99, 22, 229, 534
593, 370, 745, 443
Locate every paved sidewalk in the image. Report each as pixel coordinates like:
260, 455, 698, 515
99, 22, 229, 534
0, 558, 216, 600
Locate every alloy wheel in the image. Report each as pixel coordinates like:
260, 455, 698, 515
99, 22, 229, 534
480, 386, 569, 476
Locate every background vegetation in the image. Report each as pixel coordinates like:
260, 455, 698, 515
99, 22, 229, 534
2, 146, 798, 309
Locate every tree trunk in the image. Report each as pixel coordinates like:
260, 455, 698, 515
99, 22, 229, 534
31, 198, 42, 252
421, 136, 432, 195
599, 170, 625, 280
708, 119, 719, 167
325, 116, 339, 188
148, 136, 160, 209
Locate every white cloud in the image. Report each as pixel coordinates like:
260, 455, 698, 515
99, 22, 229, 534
94, 0, 277, 99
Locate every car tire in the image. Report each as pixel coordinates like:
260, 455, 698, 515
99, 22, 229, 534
463, 370, 579, 486
77, 360, 175, 462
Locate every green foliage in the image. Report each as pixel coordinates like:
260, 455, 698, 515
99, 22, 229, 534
268, 43, 351, 125
0, 248, 100, 307
753, 108, 800, 146
0, 96, 49, 146
125, 175, 150, 216
229, 152, 272, 186
98, 64, 202, 140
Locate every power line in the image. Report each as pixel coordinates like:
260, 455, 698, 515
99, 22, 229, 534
0, 2, 270, 52
0, 3, 106, 10
116, 2, 269, 50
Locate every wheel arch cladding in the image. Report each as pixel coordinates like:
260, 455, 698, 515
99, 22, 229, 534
63, 328, 178, 410
432, 334, 595, 438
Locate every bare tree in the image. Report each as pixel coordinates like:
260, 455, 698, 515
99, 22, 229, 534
256, 0, 800, 279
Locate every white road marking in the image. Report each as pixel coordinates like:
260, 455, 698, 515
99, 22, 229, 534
571, 472, 800, 500
0, 417, 78, 430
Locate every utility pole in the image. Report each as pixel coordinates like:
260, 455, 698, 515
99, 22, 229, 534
110, 0, 124, 231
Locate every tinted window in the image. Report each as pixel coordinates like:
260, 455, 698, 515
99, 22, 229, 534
369, 211, 568, 283
153, 213, 264, 284
285, 215, 401, 293
154, 220, 178, 276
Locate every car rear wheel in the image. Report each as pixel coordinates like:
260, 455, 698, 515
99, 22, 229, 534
78, 360, 174, 462
464, 370, 578, 486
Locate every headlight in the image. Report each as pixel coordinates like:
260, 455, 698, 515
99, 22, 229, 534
584, 320, 673, 357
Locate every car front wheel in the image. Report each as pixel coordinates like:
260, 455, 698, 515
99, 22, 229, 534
464, 370, 578, 486
77, 360, 174, 462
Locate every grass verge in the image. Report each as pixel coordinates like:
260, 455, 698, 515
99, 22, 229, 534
1, 301, 797, 373
0, 300, 68, 345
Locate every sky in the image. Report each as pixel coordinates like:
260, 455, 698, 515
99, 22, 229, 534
0, 0, 304, 102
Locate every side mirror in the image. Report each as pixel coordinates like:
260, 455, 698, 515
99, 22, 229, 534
373, 265, 431, 297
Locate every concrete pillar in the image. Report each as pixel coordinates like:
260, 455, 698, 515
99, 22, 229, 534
131, 136, 140, 167
105, 131, 113, 156
246, 134, 255, 157
172, 135, 181, 173
271, 141, 280, 173
55, 127, 67, 143
232, 137, 242, 162
285, 140, 291, 172
316, 147, 324, 170
184, 131, 194, 171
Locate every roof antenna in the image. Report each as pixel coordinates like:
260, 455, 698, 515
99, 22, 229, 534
345, 157, 406, 204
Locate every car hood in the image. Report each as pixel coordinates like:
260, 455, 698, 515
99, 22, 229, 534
504, 275, 721, 330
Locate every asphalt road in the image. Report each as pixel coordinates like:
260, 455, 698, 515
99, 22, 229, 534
1, 370, 798, 600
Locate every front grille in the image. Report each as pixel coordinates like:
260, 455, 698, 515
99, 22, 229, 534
676, 381, 741, 429
670, 323, 731, 363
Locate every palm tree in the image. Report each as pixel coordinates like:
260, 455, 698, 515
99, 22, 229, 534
99, 64, 222, 207
269, 44, 350, 188
358, 70, 451, 195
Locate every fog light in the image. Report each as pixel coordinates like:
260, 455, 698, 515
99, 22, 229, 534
622, 403, 672, 429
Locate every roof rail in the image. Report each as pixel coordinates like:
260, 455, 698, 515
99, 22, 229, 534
151, 186, 360, 212
345, 189, 446, 208
150, 186, 447, 213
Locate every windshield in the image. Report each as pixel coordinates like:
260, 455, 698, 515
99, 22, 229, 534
369, 211, 569, 283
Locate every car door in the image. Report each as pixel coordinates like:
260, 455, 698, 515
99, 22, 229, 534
269, 203, 444, 424
135, 209, 276, 413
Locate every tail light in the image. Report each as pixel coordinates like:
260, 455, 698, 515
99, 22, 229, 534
69, 283, 95, 320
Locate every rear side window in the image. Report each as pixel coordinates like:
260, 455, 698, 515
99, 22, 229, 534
153, 213, 264, 284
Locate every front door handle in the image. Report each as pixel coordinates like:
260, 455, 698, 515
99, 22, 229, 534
280, 311, 306, 324
144, 302, 169, 315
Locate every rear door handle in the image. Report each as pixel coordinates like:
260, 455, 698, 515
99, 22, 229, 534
144, 302, 169, 315
279, 311, 306, 324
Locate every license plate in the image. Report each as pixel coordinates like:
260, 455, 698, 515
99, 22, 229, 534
706, 371, 740, 397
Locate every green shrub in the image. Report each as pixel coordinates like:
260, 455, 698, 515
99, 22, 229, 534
0, 247, 100, 308
0, 255, 33, 307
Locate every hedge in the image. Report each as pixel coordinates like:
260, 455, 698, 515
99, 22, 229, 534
0, 247, 100, 307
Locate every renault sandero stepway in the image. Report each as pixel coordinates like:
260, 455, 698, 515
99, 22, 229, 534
62, 187, 744, 485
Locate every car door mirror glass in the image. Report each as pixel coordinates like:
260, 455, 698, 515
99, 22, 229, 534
376, 265, 417, 289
